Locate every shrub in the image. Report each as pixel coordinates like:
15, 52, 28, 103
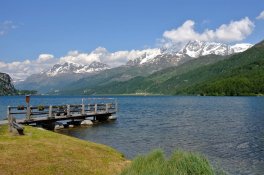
17, 105, 25, 110
37, 105, 45, 111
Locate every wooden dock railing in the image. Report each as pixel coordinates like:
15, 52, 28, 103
7, 98, 118, 125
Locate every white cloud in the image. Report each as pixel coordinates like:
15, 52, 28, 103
37, 54, 54, 63
59, 50, 101, 65
214, 17, 255, 41
0, 21, 17, 36
162, 17, 254, 46
0, 54, 57, 82
256, 10, 264, 20
59, 47, 160, 67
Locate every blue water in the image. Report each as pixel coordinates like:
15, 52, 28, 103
1, 96, 264, 174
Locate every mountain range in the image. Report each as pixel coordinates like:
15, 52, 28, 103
126, 40, 252, 67
16, 61, 110, 93
45, 61, 110, 77
73, 40, 263, 96
15, 40, 254, 95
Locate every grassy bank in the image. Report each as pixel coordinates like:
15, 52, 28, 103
0, 125, 128, 175
0, 124, 222, 175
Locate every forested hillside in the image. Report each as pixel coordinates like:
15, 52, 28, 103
60, 55, 230, 95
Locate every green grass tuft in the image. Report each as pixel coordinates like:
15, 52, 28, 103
120, 149, 221, 175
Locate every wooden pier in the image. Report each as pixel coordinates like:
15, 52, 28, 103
7, 98, 118, 131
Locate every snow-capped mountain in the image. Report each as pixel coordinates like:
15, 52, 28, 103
230, 43, 253, 53
176, 40, 252, 58
176, 40, 233, 58
127, 40, 253, 67
46, 61, 110, 77
126, 49, 161, 66
16, 61, 110, 93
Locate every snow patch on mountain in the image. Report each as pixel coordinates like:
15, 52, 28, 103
176, 40, 251, 58
127, 40, 253, 67
231, 43, 253, 53
126, 48, 161, 66
139, 49, 161, 64
46, 61, 109, 77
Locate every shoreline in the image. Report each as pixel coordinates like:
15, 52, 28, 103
0, 124, 221, 175
1, 93, 264, 97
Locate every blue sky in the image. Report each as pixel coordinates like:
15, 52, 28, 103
0, 0, 263, 80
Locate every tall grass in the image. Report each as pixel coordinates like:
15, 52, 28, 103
121, 149, 223, 175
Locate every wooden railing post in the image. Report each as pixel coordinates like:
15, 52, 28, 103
81, 104, 85, 115
106, 103, 109, 113
9, 115, 13, 132
115, 100, 118, 112
26, 106, 31, 120
7, 106, 12, 132
49, 105, 52, 118
7, 106, 10, 121
94, 104, 97, 114
67, 105, 70, 116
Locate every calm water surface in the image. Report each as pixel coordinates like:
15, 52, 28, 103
1, 96, 264, 174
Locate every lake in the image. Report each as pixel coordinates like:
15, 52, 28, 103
1, 96, 264, 174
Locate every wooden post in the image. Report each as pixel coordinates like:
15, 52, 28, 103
9, 115, 13, 132
94, 104, 97, 114
7, 106, 10, 121
81, 104, 85, 115
49, 105, 52, 118
115, 100, 118, 112
25, 95, 30, 120
67, 105, 70, 116
106, 103, 109, 113
7, 106, 12, 132
26, 106, 31, 120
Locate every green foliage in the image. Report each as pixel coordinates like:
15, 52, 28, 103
120, 149, 218, 175
17, 105, 25, 110
37, 105, 45, 111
